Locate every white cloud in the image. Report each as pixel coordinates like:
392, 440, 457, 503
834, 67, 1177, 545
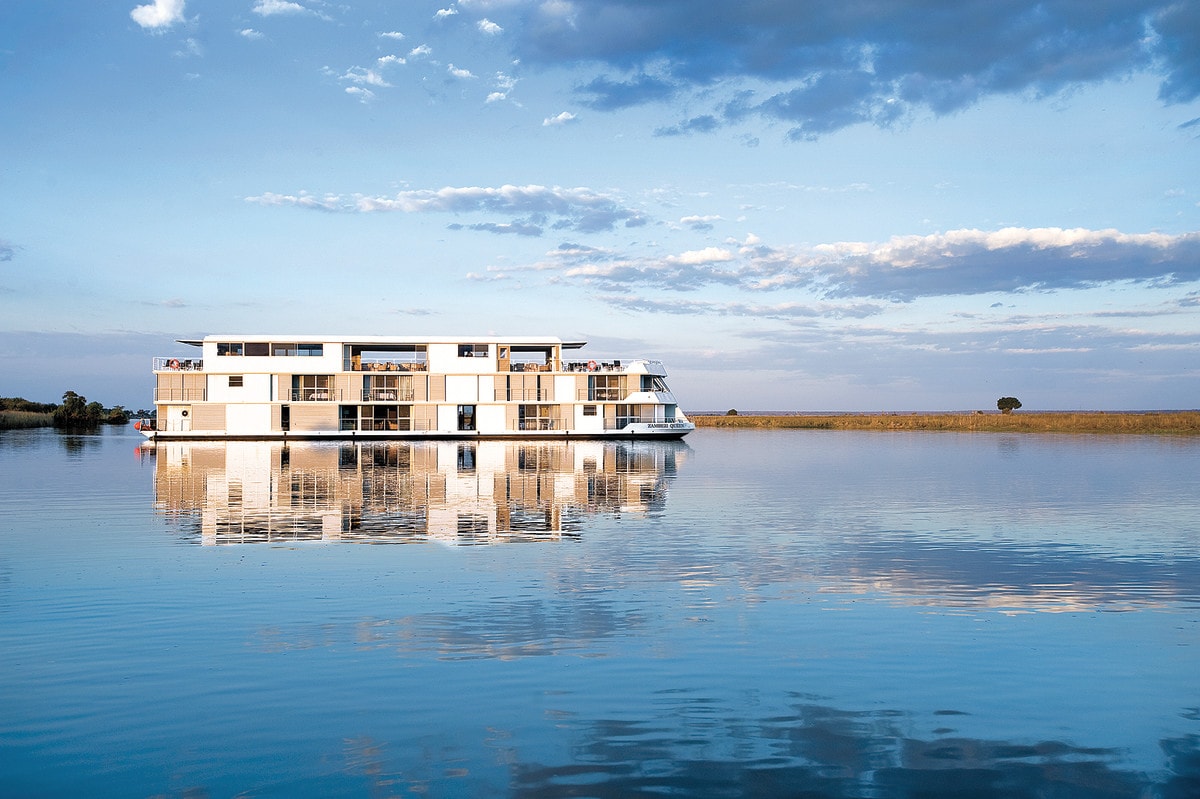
409, 44, 432, 58
246, 184, 647, 233
341, 67, 390, 87
666, 247, 735, 265
486, 92, 507, 103
239, 28, 265, 40
543, 111, 577, 126
253, 0, 314, 17
378, 31, 405, 40
435, 6, 458, 18
448, 64, 476, 79
130, 0, 185, 29
477, 19, 503, 35
377, 54, 406, 67
345, 87, 375, 103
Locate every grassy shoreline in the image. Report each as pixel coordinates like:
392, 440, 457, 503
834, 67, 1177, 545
0, 411, 55, 430
691, 411, 1200, 435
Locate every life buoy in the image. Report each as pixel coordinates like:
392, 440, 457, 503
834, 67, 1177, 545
133, 420, 142, 431
587, 360, 598, 371
169, 359, 181, 369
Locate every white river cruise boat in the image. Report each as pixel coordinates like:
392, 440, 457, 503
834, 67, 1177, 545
139, 334, 695, 440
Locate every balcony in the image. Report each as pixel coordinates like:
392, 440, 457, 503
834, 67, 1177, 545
577, 388, 625, 402
290, 389, 341, 402
355, 360, 427, 373
154, 388, 207, 402
154, 357, 203, 371
516, 417, 565, 431
561, 360, 623, 372
606, 414, 678, 430
361, 389, 417, 402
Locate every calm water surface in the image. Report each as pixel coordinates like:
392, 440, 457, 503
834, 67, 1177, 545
1, 426, 1198, 798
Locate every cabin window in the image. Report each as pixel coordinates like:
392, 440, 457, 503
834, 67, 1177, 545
228, 376, 244, 387
217, 342, 243, 356
272, 343, 297, 356
583, 405, 597, 416
458, 344, 489, 358
292, 375, 332, 401
245, 342, 269, 357
298, 344, 323, 356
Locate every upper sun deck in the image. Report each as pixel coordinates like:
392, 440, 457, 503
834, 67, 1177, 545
152, 336, 669, 376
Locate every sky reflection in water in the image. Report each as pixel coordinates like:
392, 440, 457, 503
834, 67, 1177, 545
0, 426, 1197, 798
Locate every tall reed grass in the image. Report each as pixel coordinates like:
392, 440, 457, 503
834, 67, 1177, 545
0, 410, 54, 430
693, 411, 1200, 435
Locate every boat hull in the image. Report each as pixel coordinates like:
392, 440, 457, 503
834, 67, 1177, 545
139, 423, 695, 442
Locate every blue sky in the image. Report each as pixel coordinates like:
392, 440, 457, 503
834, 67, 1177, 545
2, 0, 1199, 411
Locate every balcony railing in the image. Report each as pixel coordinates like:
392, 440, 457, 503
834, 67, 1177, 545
153, 357, 203, 371
606, 415, 679, 430
354, 361, 427, 372
577, 389, 625, 402
154, 388, 207, 402
361, 389, 417, 402
290, 389, 342, 402
516, 417, 566, 431
506, 389, 552, 401
562, 360, 624, 372
343, 418, 436, 432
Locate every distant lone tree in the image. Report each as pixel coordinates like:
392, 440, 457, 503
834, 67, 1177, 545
726, 408, 738, 416
997, 397, 1022, 414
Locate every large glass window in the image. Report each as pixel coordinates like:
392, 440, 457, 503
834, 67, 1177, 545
457, 405, 476, 431
217, 342, 243, 356
292, 375, 331, 401
458, 344, 489, 357
245, 342, 269, 357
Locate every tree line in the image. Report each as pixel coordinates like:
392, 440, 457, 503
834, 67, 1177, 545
0, 392, 133, 430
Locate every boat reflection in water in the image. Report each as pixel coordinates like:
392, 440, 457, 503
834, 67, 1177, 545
150, 439, 686, 545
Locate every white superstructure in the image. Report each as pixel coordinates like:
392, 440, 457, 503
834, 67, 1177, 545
141, 334, 694, 440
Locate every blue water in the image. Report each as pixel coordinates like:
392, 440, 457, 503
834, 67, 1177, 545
1, 426, 1198, 798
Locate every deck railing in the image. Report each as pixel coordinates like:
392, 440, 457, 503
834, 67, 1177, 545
153, 357, 204, 371
361, 389, 417, 402
606, 415, 679, 430
352, 361, 427, 372
505, 389, 552, 401
290, 389, 342, 402
154, 388, 207, 402
516, 417, 567, 431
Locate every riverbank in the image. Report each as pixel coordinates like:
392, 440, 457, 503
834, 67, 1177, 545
0, 411, 54, 430
692, 411, 1200, 435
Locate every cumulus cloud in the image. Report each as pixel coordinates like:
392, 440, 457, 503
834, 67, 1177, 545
519, 227, 1200, 300
345, 87, 374, 103
130, 0, 185, 29
253, 0, 323, 18
477, 19, 503, 35
246, 184, 647, 233
679, 214, 722, 231
509, 0, 1200, 137
340, 66, 390, 87
447, 64, 476, 79
434, 6, 458, 19
239, 28, 265, 40
543, 111, 578, 126
603, 295, 883, 320
378, 31, 405, 40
